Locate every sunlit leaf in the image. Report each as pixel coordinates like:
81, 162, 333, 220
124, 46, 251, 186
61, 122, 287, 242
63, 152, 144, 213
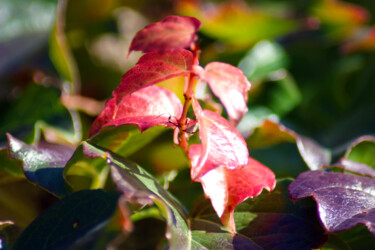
83, 142, 191, 249
184, 1, 297, 46
195, 62, 251, 125
7, 134, 72, 197
190, 179, 327, 248
289, 170, 375, 235
114, 49, 193, 106
190, 144, 275, 232
91, 85, 182, 136
190, 97, 249, 179
13, 189, 120, 250
129, 15, 200, 54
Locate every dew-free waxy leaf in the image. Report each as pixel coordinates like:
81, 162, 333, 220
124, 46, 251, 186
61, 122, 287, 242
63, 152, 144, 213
190, 144, 275, 232
91, 85, 182, 136
13, 189, 119, 250
194, 62, 251, 125
83, 142, 190, 249
129, 15, 200, 54
114, 49, 193, 106
7, 134, 72, 197
190, 97, 249, 179
289, 170, 375, 235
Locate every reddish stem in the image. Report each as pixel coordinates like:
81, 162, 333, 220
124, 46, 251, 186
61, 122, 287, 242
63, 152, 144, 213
177, 45, 200, 153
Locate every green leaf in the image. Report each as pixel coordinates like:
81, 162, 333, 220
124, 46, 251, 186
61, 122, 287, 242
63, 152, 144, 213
190, 179, 327, 249
7, 134, 72, 197
0, 84, 73, 143
89, 125, 165, 158
239, 40, 289, 81
83, 142, 191, 249
0, 149, 24, 184
346, 136, 375, 168
13, 189, 120, 250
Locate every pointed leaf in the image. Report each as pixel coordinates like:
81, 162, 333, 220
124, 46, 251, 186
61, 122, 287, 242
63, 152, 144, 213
190, 144, 275, 232
91, 85, 182, 136
195, 62, 251, 125
129, 15, 200, 54
114, 49, 193, 105
289, 170, 375, 235
190, 97, 249, 179
83, 142, 190, 249
7, 134, 72, 197
247, 120, 331, 170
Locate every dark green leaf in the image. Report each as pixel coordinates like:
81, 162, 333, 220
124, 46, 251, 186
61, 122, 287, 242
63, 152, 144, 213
13, 189, 119, 250
0, 148, 24, 184
83, 142, 191, 249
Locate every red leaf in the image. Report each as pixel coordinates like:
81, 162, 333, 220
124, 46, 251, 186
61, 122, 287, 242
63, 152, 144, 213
90, 86, 182, 136
190, 97, 249, 179
190, 144, 276, 233
129, 15, 201, 54
114, 49, 193, 106
194, 62, 251, 125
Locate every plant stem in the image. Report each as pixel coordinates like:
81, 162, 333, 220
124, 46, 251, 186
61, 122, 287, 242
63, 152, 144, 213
177, 46, 200, 153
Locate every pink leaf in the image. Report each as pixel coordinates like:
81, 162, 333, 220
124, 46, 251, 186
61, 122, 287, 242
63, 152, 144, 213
194, 62, 251, 125
129, 15, 201, 54
90, 86, 182, 136
190, 144, 276, 233
114, 49, 193, 106
190, 97, 249, 179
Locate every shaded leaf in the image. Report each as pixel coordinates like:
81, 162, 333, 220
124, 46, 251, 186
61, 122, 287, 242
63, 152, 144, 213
83, 142, 191, 249
0, 148, 24, 184
7, 134, 73, 197
190, 180, 327, 249
247, 120, 331, 170
91, 85, 182, 136
190, 97, 249, 179
190, 144, 275, 232
114, 49, 193, 106
129, 15, 200, 54
0, 221, 23, 250
13, 189, 120, 250
195, 62, 251, 125
289, 170, 375, 235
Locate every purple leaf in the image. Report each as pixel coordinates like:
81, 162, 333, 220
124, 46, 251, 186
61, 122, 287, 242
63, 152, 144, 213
7, 134, 73, 197
289, 170, 375, 235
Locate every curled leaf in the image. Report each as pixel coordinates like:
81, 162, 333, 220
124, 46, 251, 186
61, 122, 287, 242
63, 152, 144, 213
190, 97, 249, 179
190, 144, 275, 232
90, 86, 182, 136
114, 49, 193, 105
129, 15, 201, 54
194, 62, 251, 125
289, 170, 375, 236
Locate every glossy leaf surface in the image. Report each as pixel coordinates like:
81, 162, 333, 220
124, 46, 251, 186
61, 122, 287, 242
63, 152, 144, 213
190, 97, 249, 179
13, 189, 119, 250
129, 15, 200, 54
289, 170, 375, 235
91, 85, 182, 136
83, 142, 190, 249
190, 144, 275, 232
190, 180, 327, 249
195, 62, 251, 125
7, 134, 72, 197
114, 49, 193, 106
